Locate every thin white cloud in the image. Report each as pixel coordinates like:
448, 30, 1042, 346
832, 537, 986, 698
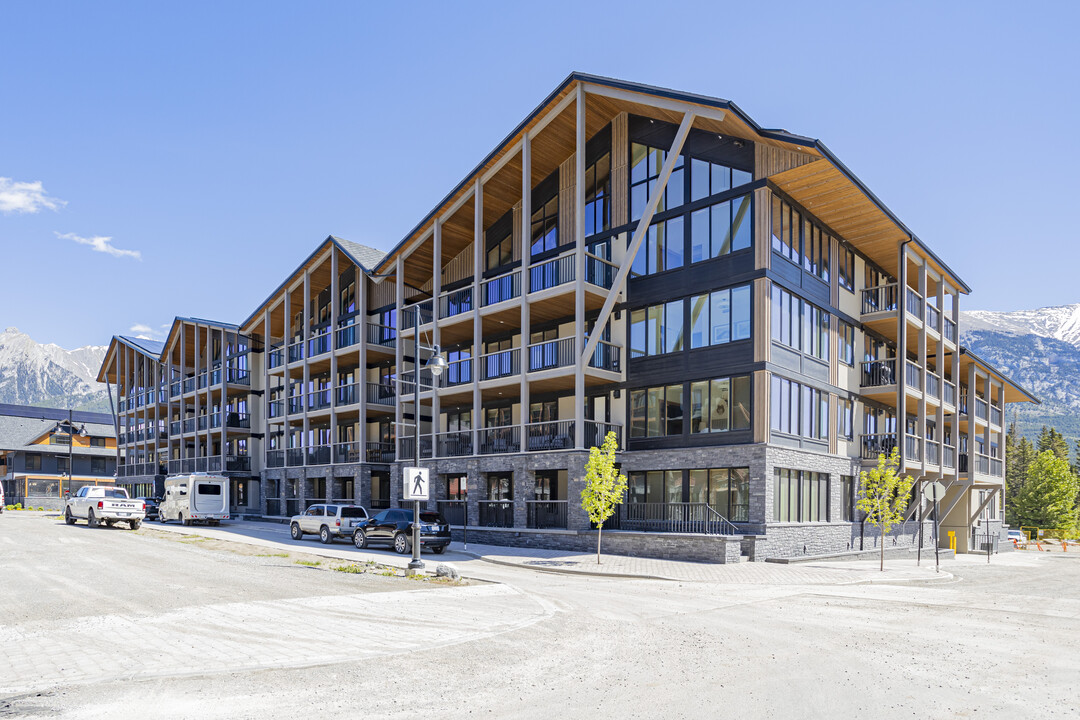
0, 177, 66, 214
129, 323, 161, 341
56, 231, 141, 260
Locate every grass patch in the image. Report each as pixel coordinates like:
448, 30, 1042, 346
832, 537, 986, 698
254, 552, 290, 558
333, 564, 365, 574
295, 559, 321, 567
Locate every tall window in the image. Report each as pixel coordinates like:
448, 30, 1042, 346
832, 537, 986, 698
689, 157, 752, 201
770, 286, 829, 361
839, 321, 855, 366
340, 281, 356, 315
838, 397, 854, 440
689, 376, 751, 433
487, 232, 514, 270
841, 475, 855, 522
690, 195, 752, 262
629, 385, 683, 438
770, 376, 829, 441
630, 300, 684, 358
802, 220, 829, 281
774, 469, 829, 523
531, 196, 558, 256
689, 468, 750, 521
630, 144, 684, 220
771, 196, 832, 282
446, 474, 467, 501
839, 246, 855, 292
690, 285, 751, 347
584, 153, 610, 237
630, 217, 684, 276
25, 453, 41, 471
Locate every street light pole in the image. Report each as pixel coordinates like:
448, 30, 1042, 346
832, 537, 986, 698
66, 408, 73, 500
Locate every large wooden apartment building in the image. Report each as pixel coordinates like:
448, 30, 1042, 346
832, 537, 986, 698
96, 74, 1036, 560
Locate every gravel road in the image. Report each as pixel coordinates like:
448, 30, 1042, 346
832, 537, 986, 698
2, 512, 1077, 719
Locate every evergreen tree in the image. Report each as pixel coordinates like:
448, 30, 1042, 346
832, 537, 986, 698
1012, 450, 1080, 532
1037, 426, 1069, 460
1005, 423, 1036, 526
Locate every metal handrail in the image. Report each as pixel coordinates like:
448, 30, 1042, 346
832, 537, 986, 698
528, 337, 575, 372
479, 348, 519, 380
481, 269, 521, 306
861, 283, 898, 314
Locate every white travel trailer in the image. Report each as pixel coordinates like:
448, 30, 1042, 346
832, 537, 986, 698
160, 473, 230, 526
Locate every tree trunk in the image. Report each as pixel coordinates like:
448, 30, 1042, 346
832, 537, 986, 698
597, 524, 602, 565
880, 520, 885, 572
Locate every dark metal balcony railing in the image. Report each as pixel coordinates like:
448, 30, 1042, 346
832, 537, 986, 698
480, 349, 519, 381
526, 420, 574, 451
861, 359, 896, 388
438, 287, 473, 319
906, 288, 923, 318
268, 400, 284, 419
585, 254, 616, 289
528, 337, 575, 372
530, 254, 574, 292
288, 396, 304, 414
286, 448, 305, 467
944, 382, 956, 407
436, 431, 473, 457
401, 302, 433, 329
925, 304, 940, 330
478, 426, 520, 454
861, 433, 897, 460
307, 388, 332, 411
287, 342, 303, 364
366, 383, 396, 407
366, 441, 395, 463
336, 323, 359, 349
612, 502, 739, 535
861, 284, 898, 314
944, 317, 957, 343
308, 332, 331, 358
585, 421, 622, 448
225, 368, 250, 385
333, 442, 363, 464
366, 323, 396, 349
905, 435, 922, 463
526, 500, 568, 529
905, 361, 922, 390
588, 341, 621, 372
482, 269, 521, 306
305, 445, 332, 466
478, 500, 514, 528
436, 500, 466, 526
225, 412, 250, 429
336, 383, 358, 407
442, 357, 473, 387
269, 347, 284, 369
397, 434, 434, 460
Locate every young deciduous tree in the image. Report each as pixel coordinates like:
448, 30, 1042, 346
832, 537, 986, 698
856, 448, 915, 571
1012, 450, 1080, 532
580, 430, 628, 565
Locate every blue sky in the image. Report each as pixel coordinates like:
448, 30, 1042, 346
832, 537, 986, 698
2, 1, 1077, 348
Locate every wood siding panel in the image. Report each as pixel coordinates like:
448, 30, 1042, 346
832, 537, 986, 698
559, 154, 576, 249
611, 112, 629, 228
754, 187, 771, 270
755, 145, 818, 180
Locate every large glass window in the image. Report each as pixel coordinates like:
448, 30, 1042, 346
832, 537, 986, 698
689, 285, 751, 348
839, 246, 855, 293
630, 143, 684, 220
530, 196, 559, 256
838, 397, 854, 440
631, 217, 684, 276
689, 375, 751, 433
584, 153, 611, 237
630, 300, 684, 358
841, 475, 855, 522
802, 220, 829, 281
839, 321, 855, 366
487, 232, 514, 271
689, 467, 750, 522
629, 384, 683, 438
774, 469, 829, 522
689, 194, 752, 262
770, 375, 829, 441
770, 285, 829, 361
771, 196, 831, 282
690, 158, 752, 201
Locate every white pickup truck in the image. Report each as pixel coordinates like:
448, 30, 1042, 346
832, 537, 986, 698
65, 486, 145, 530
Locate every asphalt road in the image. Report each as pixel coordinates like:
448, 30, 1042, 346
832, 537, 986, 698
2, 512, 1077, 719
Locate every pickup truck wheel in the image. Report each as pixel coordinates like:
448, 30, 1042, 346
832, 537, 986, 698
105, 520, 115, 528
394, 532, 410, 555
129, 519, 141, 530
87, 509, 99, 528
353, 529, 368, 549
431, 545, 446, 555
290, 523, 303, 540
64, 508, 76, 525
319, 526, 332, 544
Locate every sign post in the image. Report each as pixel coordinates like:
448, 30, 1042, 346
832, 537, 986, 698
403, 467, 429, 572
926, 481, 946, 573
462, 476, 468, 551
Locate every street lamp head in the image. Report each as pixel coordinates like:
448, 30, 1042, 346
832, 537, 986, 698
77, 424, 88, 437
426, 346, 448, 377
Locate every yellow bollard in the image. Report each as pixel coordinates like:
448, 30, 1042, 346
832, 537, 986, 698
948, 531, 956, 552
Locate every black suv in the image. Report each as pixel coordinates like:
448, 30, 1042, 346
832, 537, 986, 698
137, 497, 161, 521
352, 508, 451, 555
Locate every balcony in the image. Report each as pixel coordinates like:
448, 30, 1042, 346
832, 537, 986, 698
478, 500, 514, 527
305, 446, 332, 466
479, 349, 519, 381
333, 442, 363, 464
588, 341, 621, 372
991, 405, 1002, 427
401, 302, 433, 330
307, 388, 333, 412
925, 304, 940, 331
366, 383, 396, 407
926, 442, 940, 465
526, 420, 574, 451
441, 358, 473, 387
944, 445, 956, 469
336, 323, 360, 350
905, 435, 922, 463
266, 450, 284, 468
225, 368, 250, 386
308, 331, 331, 358
225, 412, 251, 429
861, 359, 897, 388
585, 254, 616, 289
268, 400, 284, 419
287, 341, 303, 364
608, 502, 740, 534
528, 337, 575, 372
336, 383, 358, 407
943, 382, 956, 407
438, 287, 474, 319
926, 374, 940, 399
526, 500, 568, 529
288, 396, 304, 414
436, 500, 466, 526
366, 323, 396, 349
286, 448, 304, 467
366, 441, 395, 463
860, 433, 897, 460
478, 426, 520, 454
906, 288, 923, 318
586, 421, 622, 448
268, 346, 284, 369
398, 435, 434, 460
975, 398, 988, 422
905, 361, 921, 390
481, 269, 521, 307
436, 431, 473, 457
529, 254, 574, 293
944, 317, 957, 343
861, 284, 898, 315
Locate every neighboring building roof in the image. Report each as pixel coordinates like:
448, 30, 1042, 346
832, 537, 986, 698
239, 235, 388, 331
0, 404, 116, 455
959, 346, 1040, 405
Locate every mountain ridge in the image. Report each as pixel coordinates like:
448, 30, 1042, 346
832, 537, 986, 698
0, 327, 111, 413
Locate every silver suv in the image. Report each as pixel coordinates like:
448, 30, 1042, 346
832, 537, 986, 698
290, 504, 369, 544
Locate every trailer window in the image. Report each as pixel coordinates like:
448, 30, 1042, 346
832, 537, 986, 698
197, 484, 222, 495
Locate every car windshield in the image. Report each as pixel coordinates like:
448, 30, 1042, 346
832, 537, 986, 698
341, 507, 366, 518
420, 512, 442, 524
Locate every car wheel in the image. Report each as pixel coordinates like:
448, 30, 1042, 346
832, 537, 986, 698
158, 513, 167, 523
353, 529, 368, 549
431, 545, 446, 555
290, 523, 303, 540
393, 532, 410, 555
64, 508, 76, 525
129, 519, 141, 531
182, 513, 191, 527
319, 526, 332, 544
87, 508, 98, 528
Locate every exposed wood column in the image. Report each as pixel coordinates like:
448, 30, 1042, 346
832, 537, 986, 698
394, 257, 405, 460
896, 244, 908, 473
262, 307, 270, 477
581, 111, 696, 365
472, 178, 483, 455
330, 250, 339, 481
179, 326, 186, 462
194, 323, 201, 460
432, 221, 442, 443
918, 259, 928, 474
302, 271, 311, 468
113, 347, 121, 471
358, 266, 368, 467
573, 86, 586, 449
519, 131, 531, 450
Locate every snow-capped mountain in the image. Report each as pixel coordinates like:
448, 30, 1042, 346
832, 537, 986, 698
959, 305, 1080, 443
0, 327, 110, 412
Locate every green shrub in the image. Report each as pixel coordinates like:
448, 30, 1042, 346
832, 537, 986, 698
36, 507, 44, 511
295, 559, 321, 567
333, 564, 365, 574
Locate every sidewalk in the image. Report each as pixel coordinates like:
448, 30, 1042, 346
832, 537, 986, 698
142, 518, 956, 586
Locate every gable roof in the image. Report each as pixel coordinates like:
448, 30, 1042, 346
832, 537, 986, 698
0, 404, 116, 455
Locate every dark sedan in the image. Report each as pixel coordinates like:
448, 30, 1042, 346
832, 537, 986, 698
352, 508, 450, 555
137, 497, 161, 521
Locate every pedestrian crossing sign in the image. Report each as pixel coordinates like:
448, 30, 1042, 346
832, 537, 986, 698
403, 466, 430, 500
